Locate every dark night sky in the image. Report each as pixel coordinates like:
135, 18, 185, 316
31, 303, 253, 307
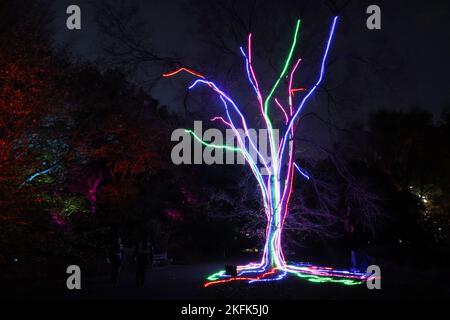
50, 0, 450, 124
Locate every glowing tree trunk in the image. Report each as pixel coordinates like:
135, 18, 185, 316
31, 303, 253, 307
165, 17, 372, 286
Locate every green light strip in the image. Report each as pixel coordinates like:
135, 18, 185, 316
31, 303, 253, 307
185, 129, 243, 152
264, 19, 301, 114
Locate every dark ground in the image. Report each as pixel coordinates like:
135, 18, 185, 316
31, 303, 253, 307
3, 258, 449, 300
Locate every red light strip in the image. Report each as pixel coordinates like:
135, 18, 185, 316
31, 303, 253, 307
162, 67, 205, 79
204, 268, 279, 288
290, 87, 307, 96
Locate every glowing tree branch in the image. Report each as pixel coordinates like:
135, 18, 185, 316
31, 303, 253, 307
164, 16, 373, 286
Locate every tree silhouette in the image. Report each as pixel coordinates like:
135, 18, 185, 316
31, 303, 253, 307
165, 16, 372, 286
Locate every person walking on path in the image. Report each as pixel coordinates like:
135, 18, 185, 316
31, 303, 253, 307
134, 239, 154, 287
108, 237, 124, 284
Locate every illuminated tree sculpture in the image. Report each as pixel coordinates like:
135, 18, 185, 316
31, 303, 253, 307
165, 16, 372, 286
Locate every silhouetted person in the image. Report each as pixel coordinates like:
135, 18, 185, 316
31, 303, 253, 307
108, 237, 124, 284
345, 208, 370, 272
134, 240, 153, 287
